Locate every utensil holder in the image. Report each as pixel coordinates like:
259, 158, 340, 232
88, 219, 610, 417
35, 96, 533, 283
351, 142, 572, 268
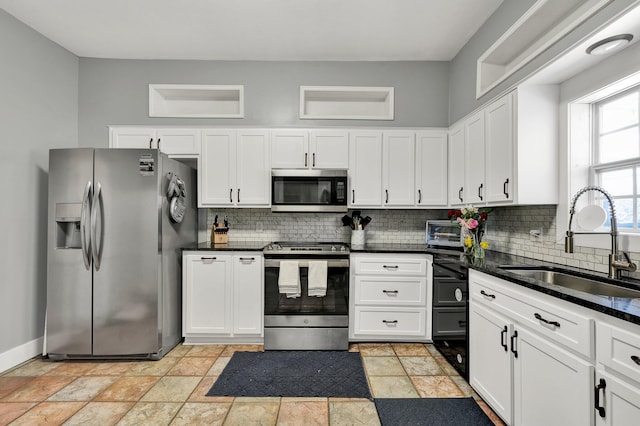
351, 229, 365, 247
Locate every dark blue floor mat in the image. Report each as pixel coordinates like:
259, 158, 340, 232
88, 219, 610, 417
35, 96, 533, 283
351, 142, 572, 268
375, 397, 494, 426
206, 351, 372, 399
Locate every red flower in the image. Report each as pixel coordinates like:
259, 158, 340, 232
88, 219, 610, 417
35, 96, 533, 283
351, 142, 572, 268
447, 209, 455, 218
480, 212, 488, 222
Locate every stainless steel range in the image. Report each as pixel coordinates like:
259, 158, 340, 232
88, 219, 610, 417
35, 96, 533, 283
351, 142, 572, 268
263, 242, 350, 350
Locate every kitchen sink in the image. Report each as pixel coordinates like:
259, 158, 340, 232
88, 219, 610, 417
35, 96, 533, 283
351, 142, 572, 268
498, 266, 640, 299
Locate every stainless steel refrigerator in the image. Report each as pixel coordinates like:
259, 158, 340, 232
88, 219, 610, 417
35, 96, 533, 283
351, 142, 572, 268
46, 148, 197, 360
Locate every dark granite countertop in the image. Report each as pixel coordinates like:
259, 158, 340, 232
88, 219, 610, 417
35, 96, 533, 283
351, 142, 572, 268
442, 250, 640, 326
182, 241, 270, 251
349, 243, 430, 253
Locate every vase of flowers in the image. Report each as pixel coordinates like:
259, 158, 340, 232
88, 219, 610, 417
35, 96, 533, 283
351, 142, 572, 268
448, 206, 492, 261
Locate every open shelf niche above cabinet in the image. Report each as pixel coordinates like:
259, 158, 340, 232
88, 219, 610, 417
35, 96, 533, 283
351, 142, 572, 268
300, 86, 394, 120
149, 84, 244, 118
476, 0, 611, 98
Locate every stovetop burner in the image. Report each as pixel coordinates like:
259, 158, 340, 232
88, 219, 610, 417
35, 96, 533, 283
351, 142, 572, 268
263, 241, 350, 255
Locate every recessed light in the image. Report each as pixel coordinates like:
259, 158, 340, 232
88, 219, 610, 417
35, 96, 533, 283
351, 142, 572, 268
586, 34, 633, 55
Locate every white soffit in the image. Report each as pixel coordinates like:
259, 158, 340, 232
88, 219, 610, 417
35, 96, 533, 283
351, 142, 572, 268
0, 0, 503, 61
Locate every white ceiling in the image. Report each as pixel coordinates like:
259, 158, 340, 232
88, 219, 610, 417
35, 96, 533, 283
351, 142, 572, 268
0, 0, 503, 61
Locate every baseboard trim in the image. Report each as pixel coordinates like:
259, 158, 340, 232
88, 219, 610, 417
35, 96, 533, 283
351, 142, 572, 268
0, 337, 44, 374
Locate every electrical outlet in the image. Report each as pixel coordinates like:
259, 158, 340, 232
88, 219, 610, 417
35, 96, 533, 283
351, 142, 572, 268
529, 229, 542, 241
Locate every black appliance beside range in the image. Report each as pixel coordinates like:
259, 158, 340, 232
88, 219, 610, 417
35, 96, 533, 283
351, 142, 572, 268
263, 241, 350, 350
427, 219, 470, 380
431, 252, 469, 380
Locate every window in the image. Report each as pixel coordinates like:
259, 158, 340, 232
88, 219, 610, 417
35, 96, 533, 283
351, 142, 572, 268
593, 86, 640, 230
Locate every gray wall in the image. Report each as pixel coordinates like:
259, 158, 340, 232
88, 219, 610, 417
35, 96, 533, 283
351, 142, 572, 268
0, 10, 78, 361
78, 60, 449, 147
448, 0, 640, 124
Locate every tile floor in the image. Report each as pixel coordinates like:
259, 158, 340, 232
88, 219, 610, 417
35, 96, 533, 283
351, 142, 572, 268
0, 343, 505, 425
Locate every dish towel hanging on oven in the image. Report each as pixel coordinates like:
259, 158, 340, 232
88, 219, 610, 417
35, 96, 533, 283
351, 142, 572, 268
278, 260, 300, 298
308, 260, 328, 297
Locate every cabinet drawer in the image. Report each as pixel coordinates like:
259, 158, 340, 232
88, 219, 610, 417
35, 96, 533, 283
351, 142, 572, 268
470, 271, 593, 358
353, 307, 426, 337
354, 276, 426, 306
353, 256, 427, 276
598, 322, 640, 385
433, 307, 466, 337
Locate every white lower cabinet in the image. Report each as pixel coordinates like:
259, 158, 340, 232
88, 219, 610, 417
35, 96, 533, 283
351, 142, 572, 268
469, 270, 594, 425
350, 253, 431, 341
595, 371, 640, 425
183, 251, 263, 344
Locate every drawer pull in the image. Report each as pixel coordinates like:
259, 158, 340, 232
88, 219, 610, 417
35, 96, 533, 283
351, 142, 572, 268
239, 257, 255, 262
382, 290, 399, 295
534, 312, 560, 328
500, 326, 508, 352
510, 330, 518, 359
201, 256, 217, 260
480, 290, 496, 299
383, 265, 399, 270
595, 378, 606, 418
382, 320, 398, 324
631, 355, 640, 365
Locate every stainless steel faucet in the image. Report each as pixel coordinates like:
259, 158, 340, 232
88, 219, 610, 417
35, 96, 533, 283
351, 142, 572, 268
565, 185, 636, 279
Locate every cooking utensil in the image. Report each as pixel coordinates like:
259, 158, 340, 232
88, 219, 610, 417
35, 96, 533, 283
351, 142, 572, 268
341, 215, 353, 228
361, 216, 372, 229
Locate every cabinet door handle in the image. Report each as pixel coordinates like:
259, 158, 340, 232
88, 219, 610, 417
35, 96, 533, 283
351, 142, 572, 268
382, 319, 398, 324
631, 355, 640, 365
595, 378, 606, 418
458, 187, 463, 202
385, 189, 389, 204
418, 189, 422, 204
237, 188, 240, 203
480, 290, 496, 299
312, 153, 316, 167
382, 290, 399, 295
149, 137, 153, 149
510, 330, 518, 358
478, 183, 484, 201
500, 326, 508, 352
239, 257, 255, 262
383, 265, 399, 270
157, 138, 161, 149
534, 312, 560, 328
230, 188, 233, 203
503, 178, 510, 198
305, 153, 308, 167
352, 189, 355, 204
201, 256, 217, 262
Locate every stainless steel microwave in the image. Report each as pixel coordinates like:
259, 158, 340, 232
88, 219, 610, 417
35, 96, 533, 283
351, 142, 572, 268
426, 220, 465, 247
271, 169, 348, 212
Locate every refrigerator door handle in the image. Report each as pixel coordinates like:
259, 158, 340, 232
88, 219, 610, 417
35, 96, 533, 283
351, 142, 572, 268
91, 182, 103, 271
80, 181, 92, 270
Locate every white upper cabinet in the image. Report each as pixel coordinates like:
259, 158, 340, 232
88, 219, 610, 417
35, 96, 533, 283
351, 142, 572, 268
199, 129, 270, 208
383, 131, 415, 207
271, 130, 309, 169
309, 130, 349, 169
415, 130, 448, 207
271, 130, 348, 169
449, 85, 558, 207
109, 126, 200, 156
448, 124, 466, 206
485, 94, 514, 203
464, 111, 486, 205
349, 131, 383, 207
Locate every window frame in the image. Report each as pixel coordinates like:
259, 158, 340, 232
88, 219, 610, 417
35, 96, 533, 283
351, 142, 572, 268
590, 84, 640, 232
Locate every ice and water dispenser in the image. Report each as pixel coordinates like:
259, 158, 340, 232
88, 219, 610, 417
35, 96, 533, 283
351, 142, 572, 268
54, 203, 82, 249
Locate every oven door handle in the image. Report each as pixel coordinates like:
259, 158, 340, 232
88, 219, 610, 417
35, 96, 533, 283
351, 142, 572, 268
264, 259, 350, 268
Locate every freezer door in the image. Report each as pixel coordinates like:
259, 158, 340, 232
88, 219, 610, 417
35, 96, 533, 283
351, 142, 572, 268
92, 149, 161, 355
47, 148, 94, 355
